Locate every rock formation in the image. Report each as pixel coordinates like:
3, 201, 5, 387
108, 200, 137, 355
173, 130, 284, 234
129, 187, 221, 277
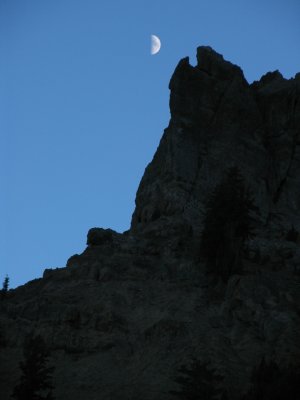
1, 46, 300, 400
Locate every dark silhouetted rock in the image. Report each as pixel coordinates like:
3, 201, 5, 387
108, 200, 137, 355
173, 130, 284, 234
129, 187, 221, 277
0, 46, 300, 400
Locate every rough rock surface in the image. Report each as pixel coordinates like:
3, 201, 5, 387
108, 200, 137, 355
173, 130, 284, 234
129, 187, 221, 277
132, 47, 300, 242
1, 46, 300, 400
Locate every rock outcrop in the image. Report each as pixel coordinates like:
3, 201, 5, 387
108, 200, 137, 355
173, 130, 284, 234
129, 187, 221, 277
1, 46, 300, 400
131, 46, 300, 241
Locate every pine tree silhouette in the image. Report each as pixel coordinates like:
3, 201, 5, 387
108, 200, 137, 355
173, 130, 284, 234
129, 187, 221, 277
169, 359, 227, 399
0, 324, 5, 348
11, 335, 55, 400
243, 357, 300, 400
286, 225, 299, 242
1, 275, 9, 299
200, 166, 257, 282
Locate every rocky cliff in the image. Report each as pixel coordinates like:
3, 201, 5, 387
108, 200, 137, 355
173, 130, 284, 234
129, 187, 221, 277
1, 47, 300, 400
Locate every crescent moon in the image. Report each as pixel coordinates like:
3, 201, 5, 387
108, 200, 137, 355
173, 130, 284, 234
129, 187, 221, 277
151, 34, 161, 55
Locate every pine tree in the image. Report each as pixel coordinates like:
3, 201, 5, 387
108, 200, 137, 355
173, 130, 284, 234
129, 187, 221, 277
11, 335, 55, 400
200, 166, 257, 282
286, 225, 299, 242
0, 324, 5, 348
169, 359, 227, 400
242, 357, 300, 400
1, 275, 9, 298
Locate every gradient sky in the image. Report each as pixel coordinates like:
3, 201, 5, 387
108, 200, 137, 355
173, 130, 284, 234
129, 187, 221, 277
1, 0, 300, 288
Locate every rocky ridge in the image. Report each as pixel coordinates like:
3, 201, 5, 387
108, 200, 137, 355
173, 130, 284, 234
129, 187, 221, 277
1, 46, 300, 400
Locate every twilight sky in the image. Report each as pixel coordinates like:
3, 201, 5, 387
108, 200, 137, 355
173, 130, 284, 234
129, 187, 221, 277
1, 0, 300, 288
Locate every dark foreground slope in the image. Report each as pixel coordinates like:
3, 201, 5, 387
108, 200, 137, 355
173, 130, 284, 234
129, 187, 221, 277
1, 47, 300, 400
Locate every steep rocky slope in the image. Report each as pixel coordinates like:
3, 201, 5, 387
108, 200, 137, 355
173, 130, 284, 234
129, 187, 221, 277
1, 47, 300, 400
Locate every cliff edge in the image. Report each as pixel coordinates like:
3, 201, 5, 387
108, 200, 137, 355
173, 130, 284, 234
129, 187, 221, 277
1, 47, 300, 400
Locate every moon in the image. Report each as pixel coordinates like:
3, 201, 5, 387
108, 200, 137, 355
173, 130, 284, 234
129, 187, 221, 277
151, 34, 161, 55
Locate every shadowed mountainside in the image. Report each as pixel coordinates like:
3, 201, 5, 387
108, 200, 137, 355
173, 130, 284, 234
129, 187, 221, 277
1, 46, 300, 400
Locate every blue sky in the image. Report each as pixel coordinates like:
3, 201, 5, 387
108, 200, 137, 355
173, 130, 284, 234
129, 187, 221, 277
1, 0, 300, 288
